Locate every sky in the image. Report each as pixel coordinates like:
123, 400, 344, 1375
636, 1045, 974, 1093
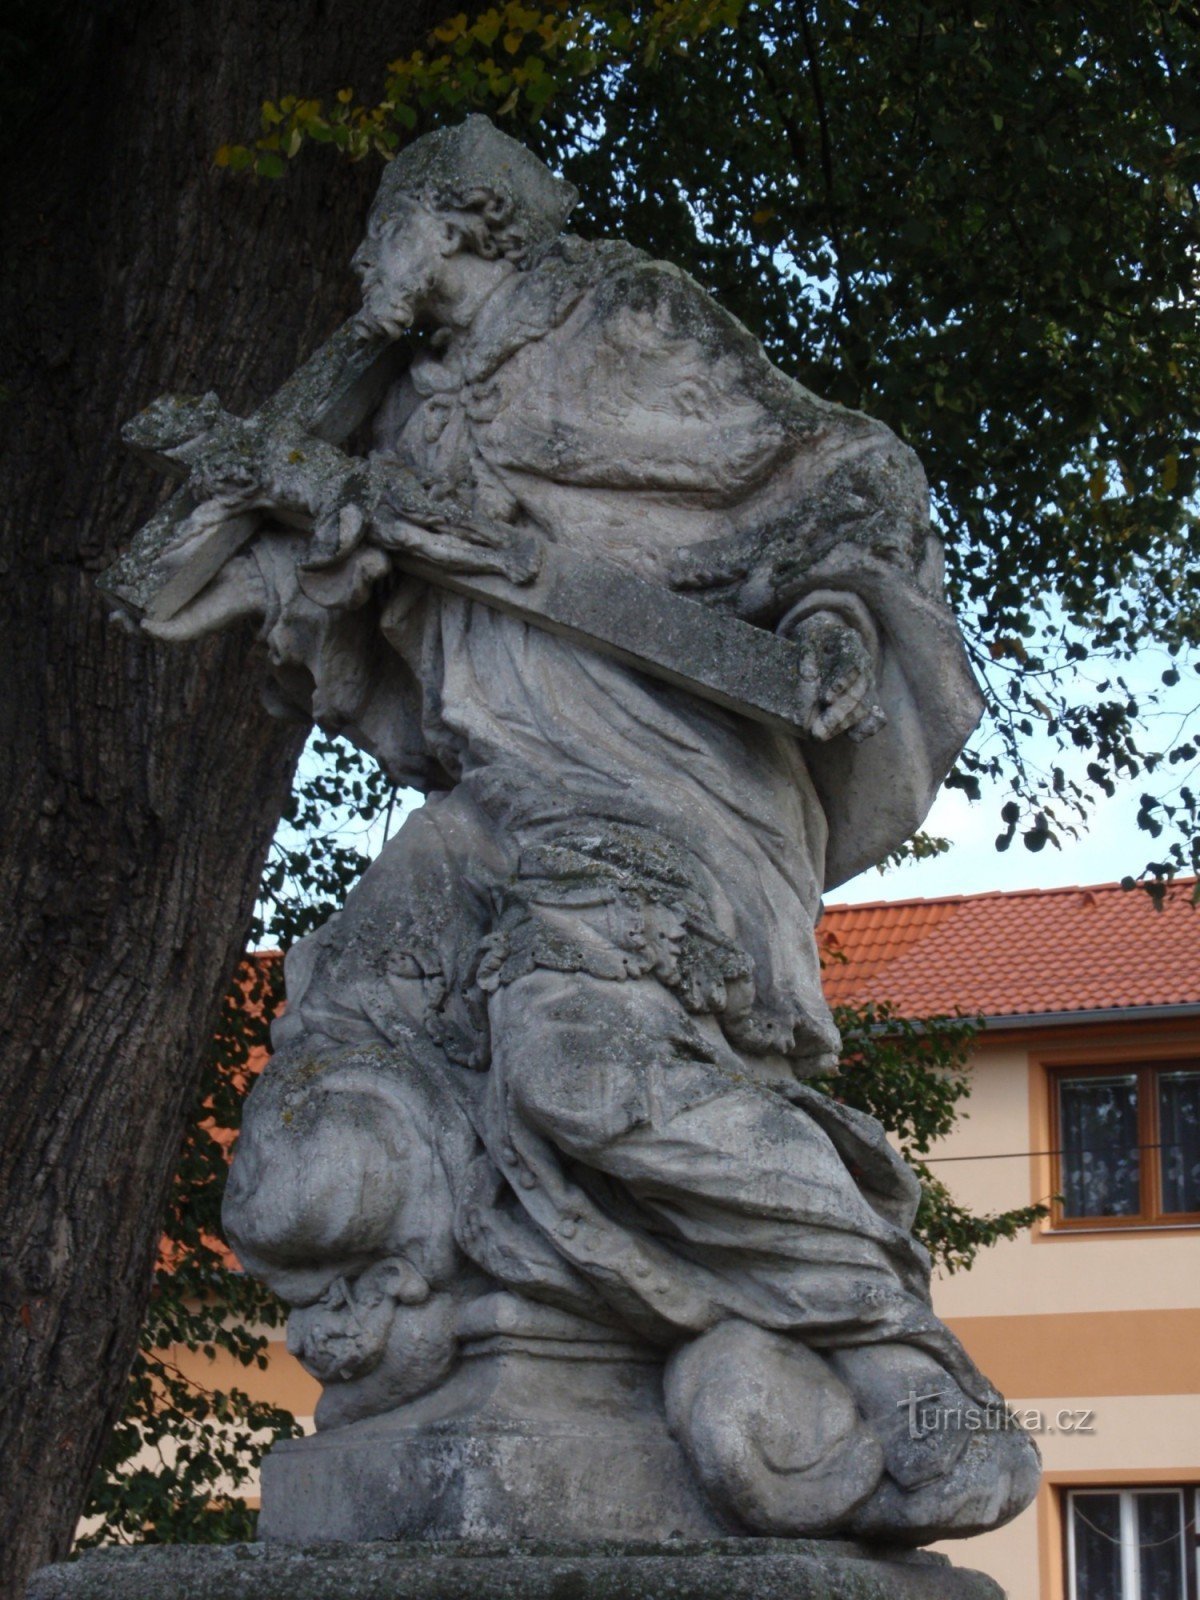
836, 647, 1198, 906
834, 772, 1155, 907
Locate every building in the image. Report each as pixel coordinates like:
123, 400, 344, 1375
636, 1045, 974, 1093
167, 878, 1200, 1598
820, 879, 1200, 1600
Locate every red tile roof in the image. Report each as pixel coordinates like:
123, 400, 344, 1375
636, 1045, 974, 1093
819, 880, 1200, 1020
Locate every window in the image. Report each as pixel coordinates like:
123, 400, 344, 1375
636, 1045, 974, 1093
1051, 1063, 1200, 1229
1067, 1487, 1197, 1600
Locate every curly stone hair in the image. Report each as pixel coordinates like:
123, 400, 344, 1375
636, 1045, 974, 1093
368, 117, 578, 267
416, 182, 533, 266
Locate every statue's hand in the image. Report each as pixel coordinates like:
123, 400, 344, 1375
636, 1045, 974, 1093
142, 548, 269, 642
373, 486, 541, 586
779, 604, 886, 743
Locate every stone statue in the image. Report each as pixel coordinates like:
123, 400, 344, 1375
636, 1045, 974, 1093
106, 117, 1038, 1548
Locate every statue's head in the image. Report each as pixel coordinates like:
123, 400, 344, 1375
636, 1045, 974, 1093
353, 116, 577, 337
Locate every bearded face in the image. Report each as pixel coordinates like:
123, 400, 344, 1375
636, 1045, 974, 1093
352, 200, 454, 339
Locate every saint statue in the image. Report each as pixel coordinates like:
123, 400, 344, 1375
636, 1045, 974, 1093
113, 118, 1038, 1546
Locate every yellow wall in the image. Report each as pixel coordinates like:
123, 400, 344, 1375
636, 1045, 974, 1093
926, 1022, 1200, 1597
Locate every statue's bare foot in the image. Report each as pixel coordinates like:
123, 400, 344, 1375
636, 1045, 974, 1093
664, 1320, 883, 1534
829, 1343, 1041, 1543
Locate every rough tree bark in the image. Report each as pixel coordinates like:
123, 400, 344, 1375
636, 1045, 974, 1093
0, 3, 455, 1592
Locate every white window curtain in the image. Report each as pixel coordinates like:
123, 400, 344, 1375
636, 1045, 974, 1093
1067, 1487, 1191, 1600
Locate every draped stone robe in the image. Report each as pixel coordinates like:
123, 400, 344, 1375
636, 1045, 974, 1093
240, 234, 990, 1401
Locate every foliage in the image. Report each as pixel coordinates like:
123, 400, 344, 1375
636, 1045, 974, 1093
254, 734, 399, 948
215, 0, 745, 173
816, 1002, 1048, 1274
78, 961, 302, 1544
222, 0, 1200, 886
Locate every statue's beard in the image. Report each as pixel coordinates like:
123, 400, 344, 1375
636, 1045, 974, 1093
360, 265, 439, 340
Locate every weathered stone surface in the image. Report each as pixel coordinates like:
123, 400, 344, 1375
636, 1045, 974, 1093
102, 114, 1038, 1551
27, 1540, 1005, 1600
259, 1336, 722, 1544
101, 320, 402, 624
101, 320, 976, 886
664, 1322, 884, 1536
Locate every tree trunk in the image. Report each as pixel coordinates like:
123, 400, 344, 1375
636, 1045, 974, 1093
0, 4, 454, 1591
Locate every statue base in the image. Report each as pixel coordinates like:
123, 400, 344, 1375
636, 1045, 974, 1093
27, 1539, 1006, 1599
259, 1332, 723, 1543
28, 1327, 1007, 1598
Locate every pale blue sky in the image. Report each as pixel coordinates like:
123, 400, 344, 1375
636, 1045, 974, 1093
834, 772, 1155, 907
837, 664, 1197, 905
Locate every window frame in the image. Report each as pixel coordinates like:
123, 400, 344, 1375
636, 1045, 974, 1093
1064, 1485, 1199, 1600
1048, 1060, 1200, 1232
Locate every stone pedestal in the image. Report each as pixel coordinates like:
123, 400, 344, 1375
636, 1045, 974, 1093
260, 1332, 723, 1544
27, 1539, 1006, 1599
